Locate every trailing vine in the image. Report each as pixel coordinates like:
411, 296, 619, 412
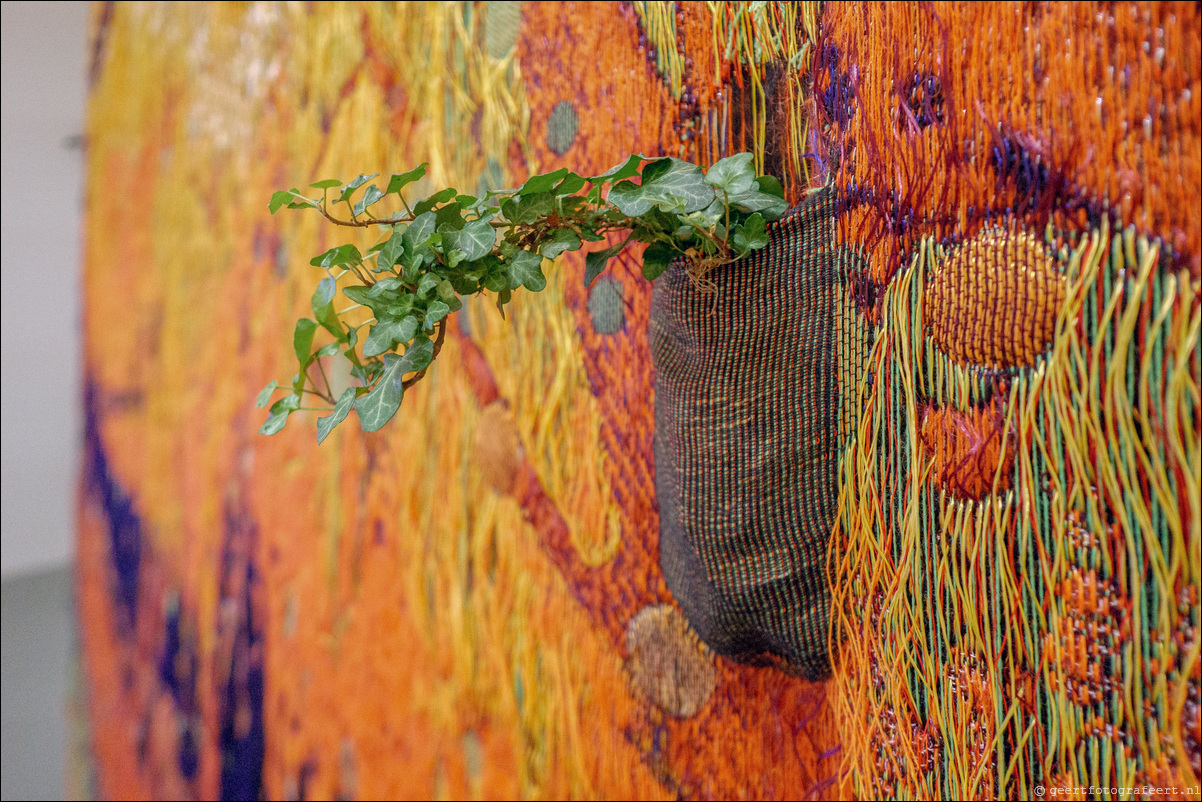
257, 153, 787, 441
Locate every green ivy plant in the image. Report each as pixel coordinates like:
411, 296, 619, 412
257, 152, 787, 442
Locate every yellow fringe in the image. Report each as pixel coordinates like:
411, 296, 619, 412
830, 221, 1200, 797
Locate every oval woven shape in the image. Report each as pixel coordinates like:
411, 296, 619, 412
625, 604, 716, 717
924, 228, 1065, 368
650, 189, 844, 680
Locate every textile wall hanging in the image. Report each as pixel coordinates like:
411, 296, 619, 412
78, 2, 1198, 800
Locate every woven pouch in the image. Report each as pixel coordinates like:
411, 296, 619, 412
651, 187, 856, 680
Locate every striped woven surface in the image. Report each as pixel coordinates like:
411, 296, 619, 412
652, 188, 858, 680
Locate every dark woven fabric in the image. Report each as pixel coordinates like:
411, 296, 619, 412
651, 187, 843, 680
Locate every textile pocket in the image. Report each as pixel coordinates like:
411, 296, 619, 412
650, 186, 864, 680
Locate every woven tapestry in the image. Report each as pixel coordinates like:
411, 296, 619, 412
818, 4, 1200, 798
78, 2, 1198, 800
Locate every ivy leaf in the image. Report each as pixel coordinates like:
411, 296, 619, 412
341, 285, 373, 307
356, 338, 435, 432
584, 240, 625, 286
608, 159, 715, 217
268, 190, 293, 214
434, 200, 466, 231
731, 212, 768, 256
294, 318, 318, 366
483, 267, 509, 293
270, 393, 302, 415
754, 174, 785, 199
698, 198, 726, 225
560, 196, 587, 216
350, 360, 377, 385
400, 213, 437, 272
502, 192, 555, 225
399, 337, 435, 373
363, 315, 418, 357
440, 218, 495, 262
316, 387, 357, 444
372, 282, 411, 304
312, 277, 341, 336
554, 172, 587, 194
641, 242, 677, 281
337, 173, 379, 203
719, 160, 788, 220
425, 299, 451, 324
379, 227, 406, 269
403, 212, 437, 251
314, 342, 341, 358
459, 255, 493, 282
310, 243, 363, 268
416, 273, 440, 299
704, 152, 756, 195
639, 157, 675, 184
384, 294, 418, 321
444, 249, 466, 269
368, 276, 406, 296
261, 152, 796, 439
590, 154, 646, 183
352, 184, 385, 216
269, 188, 312, 214
413, 187, 457, 216
386, 163, 428, 195
259, 410, 290, 435
540, 228, 582, 260
260, 392, 301, 435
654, 192, 689, 214
744, 214, 769, 248
255, 380, 279, 408
517, 168, 568, 195
450, 274, 480, 295
506, 250, 546, 291
726, 188, 788, 219
355, 360, 404, 432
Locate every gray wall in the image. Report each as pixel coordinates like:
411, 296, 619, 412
1, 1, 88, 578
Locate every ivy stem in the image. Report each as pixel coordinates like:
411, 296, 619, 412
348, 261, 375, 287
318, 207, 406, 228
301, 387, 335, 404
398, 193, 415, 218
315, 356, 335, 401
723, 188, 731, 240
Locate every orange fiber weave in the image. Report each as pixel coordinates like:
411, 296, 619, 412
77, 2, 1200, 800
78, 3, 841, 799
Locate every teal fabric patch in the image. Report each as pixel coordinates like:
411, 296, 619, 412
546, 101, 578, 156
587, 276, 624, 334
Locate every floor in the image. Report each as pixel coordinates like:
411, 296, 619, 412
1, 565, 79, 800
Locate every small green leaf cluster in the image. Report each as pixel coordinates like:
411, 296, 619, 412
258, 152, 786, 441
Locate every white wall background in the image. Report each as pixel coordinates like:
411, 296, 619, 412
1, 1, 89, 578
